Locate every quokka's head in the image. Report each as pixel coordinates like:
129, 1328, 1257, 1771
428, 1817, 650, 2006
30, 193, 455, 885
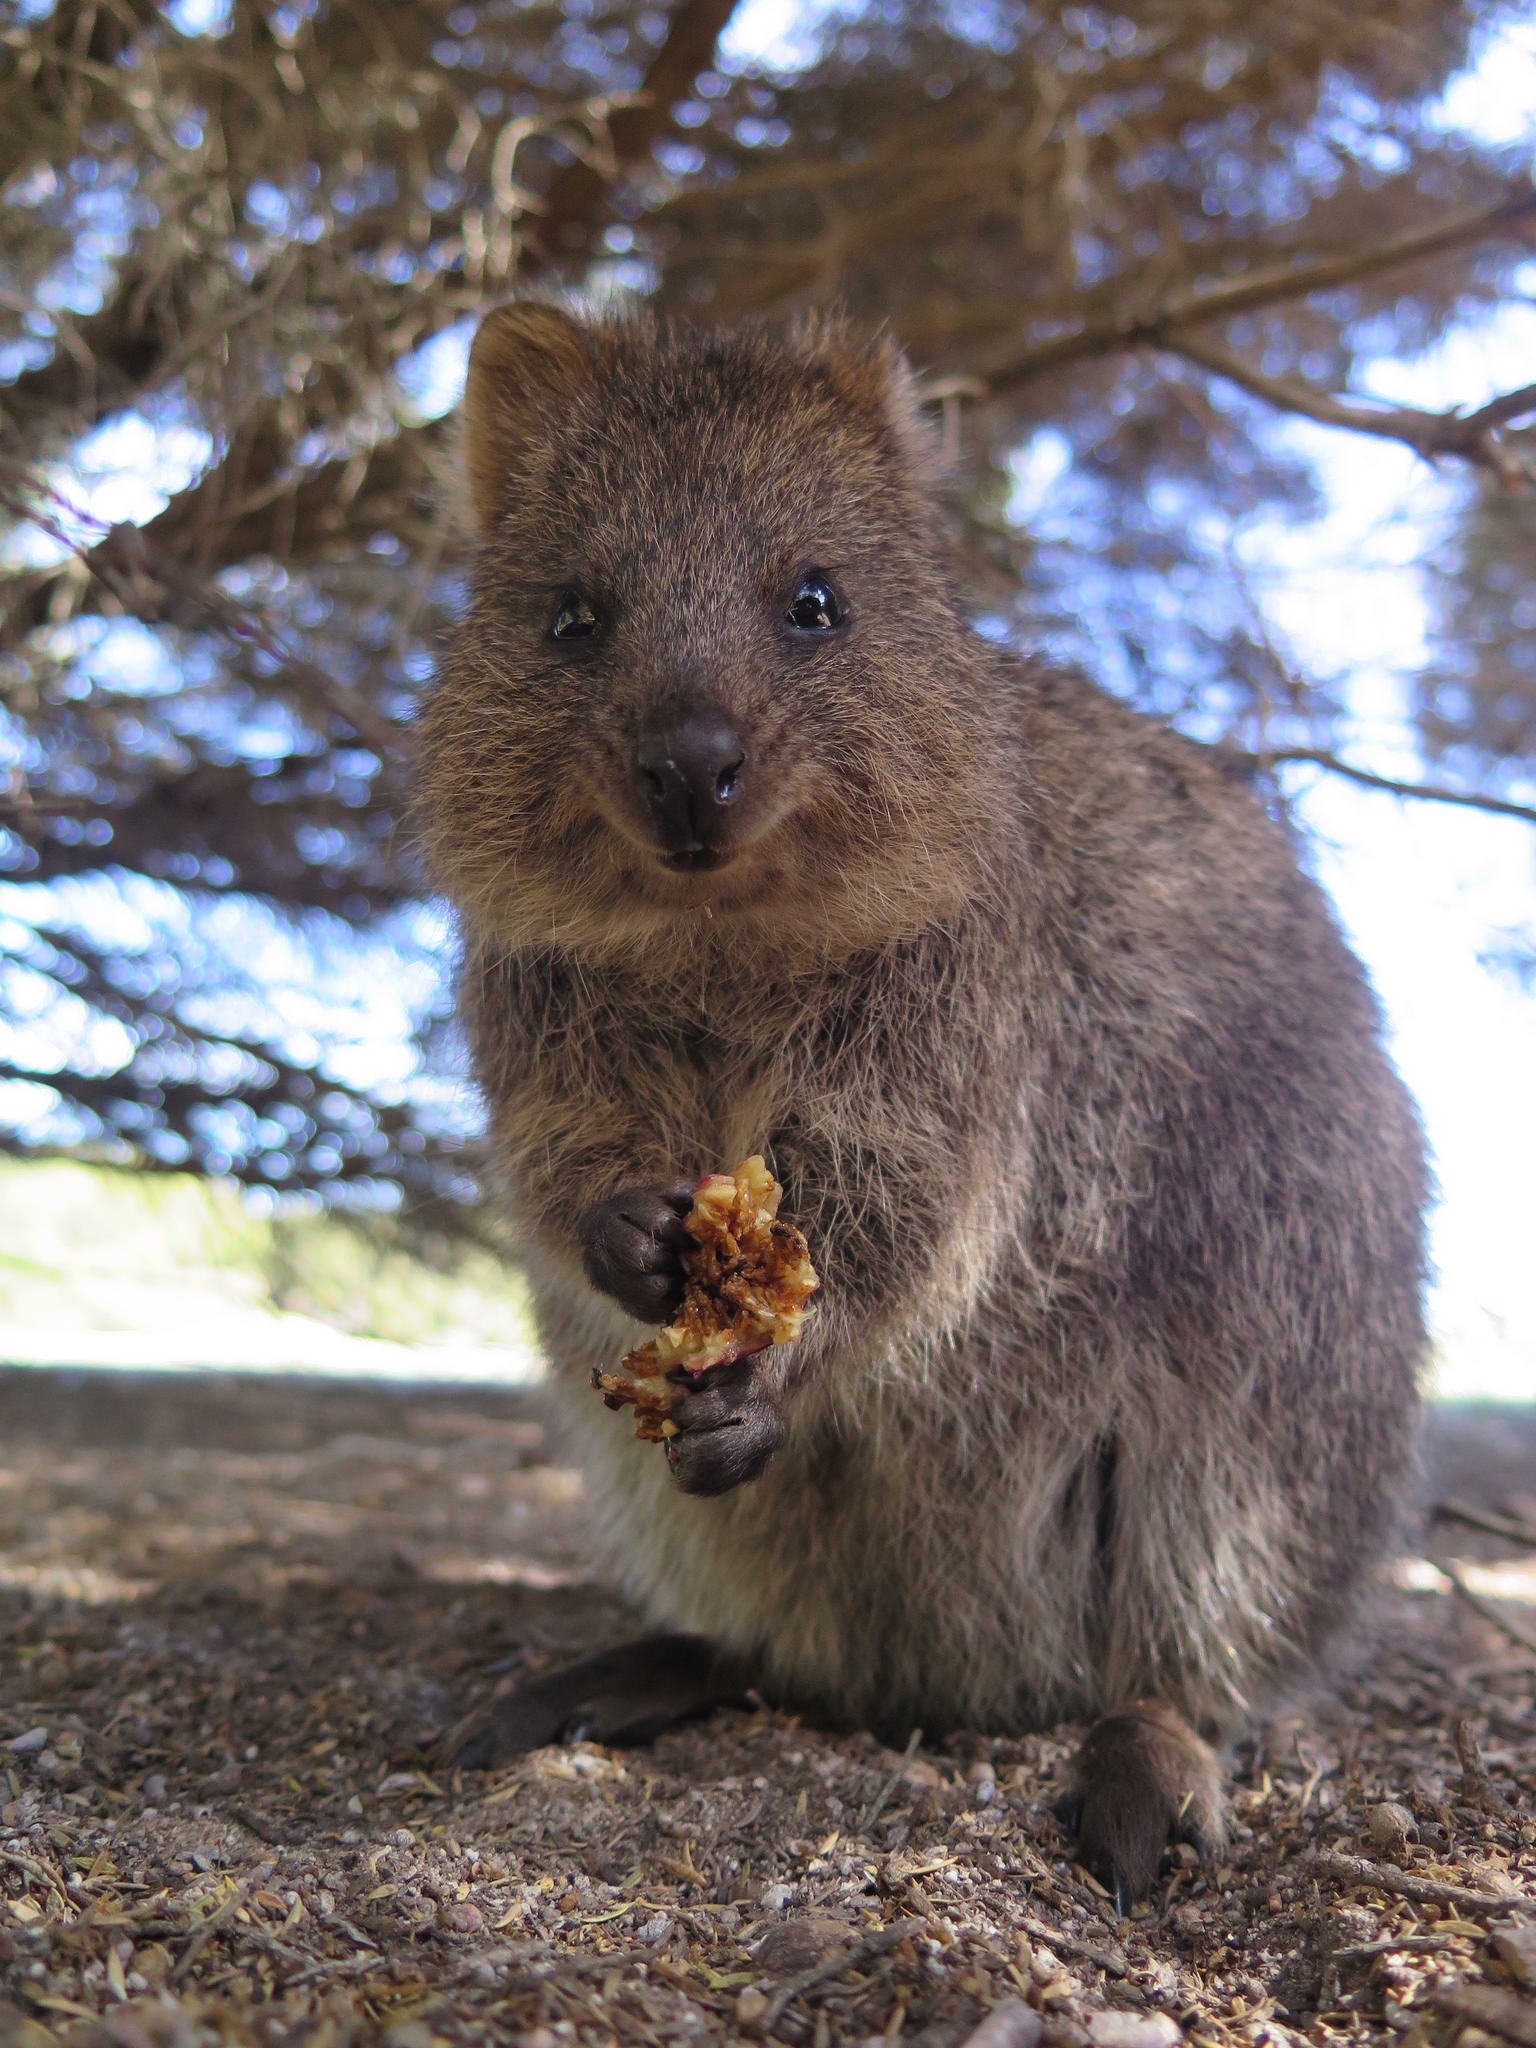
418, 305, 999, 958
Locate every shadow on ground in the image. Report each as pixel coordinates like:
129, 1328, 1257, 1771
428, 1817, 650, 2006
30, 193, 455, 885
0, 1370, 1532, 2047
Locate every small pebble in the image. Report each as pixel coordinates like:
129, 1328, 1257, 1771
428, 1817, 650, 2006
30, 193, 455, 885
141, 1773, 168, 1804
637, 1910, 672, 1944
1039, 2019, 1090, 2048
958, 2000, 1044, 2048
1367, 1801, 1416, 1858
968, 1760, 998, 1807
6, 1729, 48, 1756
759, 1882, 794, 1912
735, 1987, 770, 2028
1084, 2014, 1182, 2048
444, 1900, 484, 1933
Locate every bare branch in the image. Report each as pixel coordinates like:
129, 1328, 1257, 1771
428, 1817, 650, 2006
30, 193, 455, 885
978, 191, 1536, 395
1433, 1556, 1536, 1660
525, 0, 743, 269
1166, 332, 1536, 481
1433, 1499, 1536, 1549
0, 477, 406, 768
1241, 745, 1536, 825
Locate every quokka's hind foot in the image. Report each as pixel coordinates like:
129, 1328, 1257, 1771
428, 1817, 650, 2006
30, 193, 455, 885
442, 1632, 754, 1771
1056, 1699, 1225, 1916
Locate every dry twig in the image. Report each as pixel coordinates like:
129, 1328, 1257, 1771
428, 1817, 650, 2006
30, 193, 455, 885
0, 1847, 70, 1913
1317, 1853, 1528, 1918
171, 1883, 252, 1987
1235, 748, 1536, 827
1435, 1500, 1536, 1549
1455, 1716, 1518, 1818
1435, 1560, 1536, 1661
860, 1727, 923, 1832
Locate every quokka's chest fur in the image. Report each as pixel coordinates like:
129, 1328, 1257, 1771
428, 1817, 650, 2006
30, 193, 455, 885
465, 910, 1047, 1365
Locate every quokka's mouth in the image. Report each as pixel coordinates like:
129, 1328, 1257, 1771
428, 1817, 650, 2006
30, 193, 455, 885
659, 847, 731, 874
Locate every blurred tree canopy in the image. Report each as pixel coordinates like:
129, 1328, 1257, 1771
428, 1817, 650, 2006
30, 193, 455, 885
1, 0, 1534, 1221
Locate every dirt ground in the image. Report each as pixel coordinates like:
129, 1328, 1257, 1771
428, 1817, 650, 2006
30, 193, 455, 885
0, 1369, 1532, 2048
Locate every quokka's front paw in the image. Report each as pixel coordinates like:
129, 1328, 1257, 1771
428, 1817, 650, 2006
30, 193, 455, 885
663, 1355, 786, 1496
579, 1181, 696, 1322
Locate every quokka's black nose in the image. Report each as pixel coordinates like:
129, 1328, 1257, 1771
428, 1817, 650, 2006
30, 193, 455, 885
634, 707, 747, 857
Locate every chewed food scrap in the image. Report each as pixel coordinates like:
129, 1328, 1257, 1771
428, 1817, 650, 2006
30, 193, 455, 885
592, 1155, 820, 1441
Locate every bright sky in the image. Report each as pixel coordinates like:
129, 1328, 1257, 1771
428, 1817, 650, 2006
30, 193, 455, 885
1228, 286, 1536, 1399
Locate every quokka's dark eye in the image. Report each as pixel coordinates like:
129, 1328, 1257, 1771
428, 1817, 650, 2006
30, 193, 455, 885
785, 572, 843, 633
550, 590, 600, 640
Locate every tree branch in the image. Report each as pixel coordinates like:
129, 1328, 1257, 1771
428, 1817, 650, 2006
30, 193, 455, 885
1241, 746, 1536, 824
0, 477, 406, 767
979, 191, 1536, 396
525, 0, 743, 268
1165, 332, 1536, 481
2, 1, 745, 657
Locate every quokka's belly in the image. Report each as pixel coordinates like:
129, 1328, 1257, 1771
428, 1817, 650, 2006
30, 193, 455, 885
542, 1361, 1123, 1732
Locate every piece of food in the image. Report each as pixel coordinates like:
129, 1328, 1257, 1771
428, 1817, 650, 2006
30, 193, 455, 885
592, 1156, 819, 1441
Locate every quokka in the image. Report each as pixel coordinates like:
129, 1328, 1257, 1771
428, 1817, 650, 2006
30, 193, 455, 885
416, 305, 1428, 1905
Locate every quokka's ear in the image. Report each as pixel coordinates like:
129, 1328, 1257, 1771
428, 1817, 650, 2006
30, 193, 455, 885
789, 315, 948, 486
462, 303, 593, 532
876, 337, 950, 486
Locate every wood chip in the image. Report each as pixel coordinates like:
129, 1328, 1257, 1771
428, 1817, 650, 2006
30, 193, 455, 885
1431, 1981, 1536, 2048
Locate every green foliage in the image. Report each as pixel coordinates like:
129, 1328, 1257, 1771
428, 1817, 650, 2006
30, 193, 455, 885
0, 1156, 534, 1353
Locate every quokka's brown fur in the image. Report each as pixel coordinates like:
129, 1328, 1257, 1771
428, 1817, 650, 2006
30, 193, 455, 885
418, 306, 1427, 1849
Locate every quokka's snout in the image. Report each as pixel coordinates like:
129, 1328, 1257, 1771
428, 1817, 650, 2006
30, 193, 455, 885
632, 700, 748, 869
601, 562, 854, 871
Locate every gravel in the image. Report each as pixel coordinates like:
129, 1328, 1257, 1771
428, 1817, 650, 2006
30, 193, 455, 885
0, 1368, 1531, 2048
